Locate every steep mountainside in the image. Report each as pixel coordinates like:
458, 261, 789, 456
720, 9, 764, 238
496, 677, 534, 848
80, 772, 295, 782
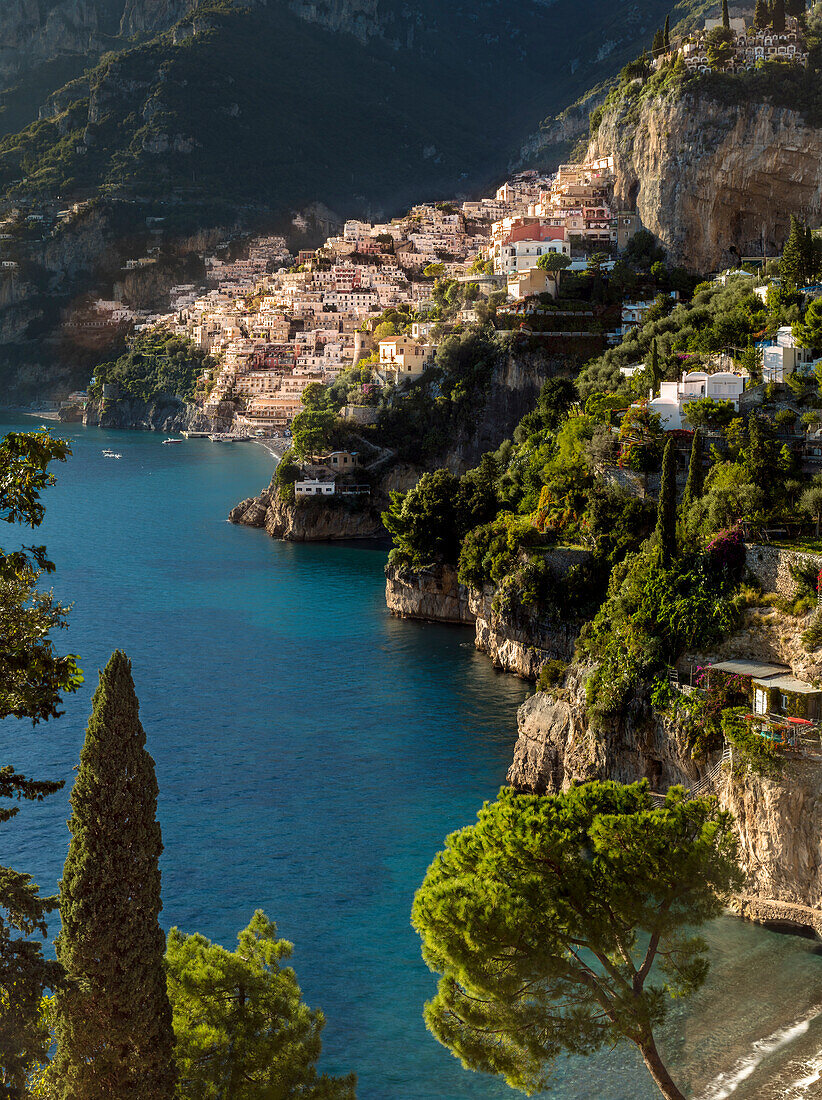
586, 91, 822, 272
0, 0, 677, 213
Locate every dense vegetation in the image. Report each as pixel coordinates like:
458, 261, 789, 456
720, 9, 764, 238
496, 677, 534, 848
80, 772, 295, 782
0, 0, 676, 211
89, 330, 213, 404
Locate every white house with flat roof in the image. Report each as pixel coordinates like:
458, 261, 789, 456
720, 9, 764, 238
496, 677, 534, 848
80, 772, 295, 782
648, 371, 745, 429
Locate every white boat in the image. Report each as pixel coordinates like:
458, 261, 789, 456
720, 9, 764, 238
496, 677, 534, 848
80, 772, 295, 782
102, 451, 122, 459
162, 438, 184, 445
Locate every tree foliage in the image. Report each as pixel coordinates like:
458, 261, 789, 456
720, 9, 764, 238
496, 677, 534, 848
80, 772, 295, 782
0, 432, 82, 723
166, 911, 357, 1100
412, 782, 742, 1100
91, 330, 213, 404
654, 439, 677, 563
52, 651, 176, 1100
0, 431, 80, 1096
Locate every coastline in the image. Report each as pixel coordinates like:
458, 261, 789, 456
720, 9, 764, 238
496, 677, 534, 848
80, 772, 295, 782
1, 406, 63, 422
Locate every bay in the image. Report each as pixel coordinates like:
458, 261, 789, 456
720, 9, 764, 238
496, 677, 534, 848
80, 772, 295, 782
1, 416, 821, 1100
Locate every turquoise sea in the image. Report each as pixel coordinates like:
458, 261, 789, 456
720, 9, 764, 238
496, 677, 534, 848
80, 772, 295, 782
2, 416, 822, 1100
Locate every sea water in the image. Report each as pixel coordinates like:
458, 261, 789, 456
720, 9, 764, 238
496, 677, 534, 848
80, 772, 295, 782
1, 417, 821, 1100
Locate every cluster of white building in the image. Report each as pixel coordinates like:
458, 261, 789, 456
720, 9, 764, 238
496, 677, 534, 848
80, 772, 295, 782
97, 161, 649, 432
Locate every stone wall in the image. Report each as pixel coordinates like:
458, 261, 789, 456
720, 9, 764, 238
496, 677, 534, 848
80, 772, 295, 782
745, 543, 822, 599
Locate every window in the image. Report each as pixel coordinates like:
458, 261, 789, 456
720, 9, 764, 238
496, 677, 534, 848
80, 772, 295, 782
754, 687, 768, 715
781, 693, 790, 712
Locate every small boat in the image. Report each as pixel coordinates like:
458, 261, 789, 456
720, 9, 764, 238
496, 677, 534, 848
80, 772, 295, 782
162, 437, 184, 445
102, 451, 122, 459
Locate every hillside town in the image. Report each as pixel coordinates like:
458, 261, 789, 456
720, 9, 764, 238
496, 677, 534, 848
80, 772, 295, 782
74, 157, 643, 439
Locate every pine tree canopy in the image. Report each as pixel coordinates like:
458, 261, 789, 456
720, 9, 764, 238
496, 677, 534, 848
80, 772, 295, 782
0, 432, 78, 1097
166, 911, 357, 1100
52, 651, 176, 1100
412, 783, 742, 1100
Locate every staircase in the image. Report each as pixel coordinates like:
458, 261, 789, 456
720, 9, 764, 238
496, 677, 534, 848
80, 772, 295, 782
650, 744, 732, 807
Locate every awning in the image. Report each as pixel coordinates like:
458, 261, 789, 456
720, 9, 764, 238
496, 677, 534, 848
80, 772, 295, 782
709, 659, 790, 679
752, 675, 822, 695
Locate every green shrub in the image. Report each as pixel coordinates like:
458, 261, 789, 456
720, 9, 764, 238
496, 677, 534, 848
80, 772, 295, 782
537, 660, 567, 692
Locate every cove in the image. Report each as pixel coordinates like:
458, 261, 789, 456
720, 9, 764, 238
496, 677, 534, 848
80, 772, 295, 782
1, 417, 821, 1100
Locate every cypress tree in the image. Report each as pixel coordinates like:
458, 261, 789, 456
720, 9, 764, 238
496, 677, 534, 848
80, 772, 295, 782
652, 27, 665, 55
773, 0, 786, 31
781, 214, 804, 289
664, 14, 670, 47
682, 428, 703, 509
754, 0, 769, 28
649, 337, 661, 392
655, 439, 677, 563
722, 0, 730, 29
52, 651, 176, 1100
786, 0, 804, 17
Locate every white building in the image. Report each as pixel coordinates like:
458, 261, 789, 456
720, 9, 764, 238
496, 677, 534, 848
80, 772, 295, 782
649, 371, 746, 429
295, 479, 336, 497
762, 326, 815, 382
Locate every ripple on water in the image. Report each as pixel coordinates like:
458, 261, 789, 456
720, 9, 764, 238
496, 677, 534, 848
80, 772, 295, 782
1, 417, 821, 1100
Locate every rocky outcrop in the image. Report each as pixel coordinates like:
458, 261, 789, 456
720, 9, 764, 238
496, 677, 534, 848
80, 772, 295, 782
720, 762, 822, 935
230, 480, 383, 542
385, 558, 585, 679
83, 396, 224, 432
470, 585, 580, 679
586, 91, 822, 271
264, 492, 383, 542
508, 673, 698, 794
385, 563, 474, 625
508, 674, 822, 936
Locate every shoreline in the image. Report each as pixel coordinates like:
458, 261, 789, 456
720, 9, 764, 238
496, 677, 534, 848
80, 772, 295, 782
1, 406, 63, 422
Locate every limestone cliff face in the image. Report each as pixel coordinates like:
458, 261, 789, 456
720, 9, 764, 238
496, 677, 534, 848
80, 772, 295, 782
508, 676, 822, 935
508, 674, 698, 794
83, 395, 222, 431
384, 561, 582, 679
586, 91, 822, 271
384, 563, 474, 625
0, 0, 188, 87
230, 481, 384, 541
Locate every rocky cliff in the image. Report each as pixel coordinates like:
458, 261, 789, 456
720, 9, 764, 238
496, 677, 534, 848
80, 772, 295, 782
586, 90, 822, 271
230, 480, 384, 541
385, 561, 582, 679
509, 673, 822, 935
82, 394, 224, 431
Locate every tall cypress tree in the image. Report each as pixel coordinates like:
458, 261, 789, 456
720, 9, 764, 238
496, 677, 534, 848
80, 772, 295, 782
781, 214, 804, 288
754, 0, 769, 28
649, 337, 661, 392
655, 439, 677, 563
664, 14, 670, 47
681, 428, 703, 510
722, 0, 730, 28
652, 27, 665, 55
773, 0, 786, 31
52, 651, 176, 1100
